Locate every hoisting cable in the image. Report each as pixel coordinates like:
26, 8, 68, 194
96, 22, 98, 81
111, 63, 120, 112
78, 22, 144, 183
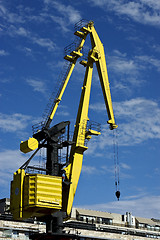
113, 128, 120, 200
20, 148, 40, 170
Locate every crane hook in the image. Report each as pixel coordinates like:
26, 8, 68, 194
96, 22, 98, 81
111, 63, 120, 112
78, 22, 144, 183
115, 190, 120, 201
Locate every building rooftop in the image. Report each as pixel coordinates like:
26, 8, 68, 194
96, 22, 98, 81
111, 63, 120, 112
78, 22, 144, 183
76, 208, 113, 219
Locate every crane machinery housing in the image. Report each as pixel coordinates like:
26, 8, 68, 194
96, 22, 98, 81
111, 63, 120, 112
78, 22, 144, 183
10, 20, 118, 237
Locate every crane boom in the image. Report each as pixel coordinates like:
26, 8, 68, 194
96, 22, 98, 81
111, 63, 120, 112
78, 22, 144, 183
90, 26, 117, 129
45, 35, 88, 129
62, 21, 117, 215
63, 53, 94, 215
45, 62, 75, 129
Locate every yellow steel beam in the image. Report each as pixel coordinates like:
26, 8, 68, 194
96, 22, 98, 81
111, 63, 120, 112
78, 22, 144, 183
46, 62, 75, 125
64, 55, 94, 216
46, 35, 89, 127
10, 169, 25, 219
89, 25, 118, 130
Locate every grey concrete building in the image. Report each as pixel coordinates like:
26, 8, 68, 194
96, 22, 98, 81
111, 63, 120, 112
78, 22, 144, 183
0, 198, 160, 239
0, 198, 45, 239
63, 208, 160, 239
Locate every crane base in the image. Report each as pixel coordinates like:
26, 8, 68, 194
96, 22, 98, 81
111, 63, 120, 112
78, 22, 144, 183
30, 232, 81, 240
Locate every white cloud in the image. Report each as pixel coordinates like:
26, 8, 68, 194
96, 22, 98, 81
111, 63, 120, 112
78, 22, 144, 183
55, 104, 70, 117
107, 50, 160, 94
0, 78, 11, 83
76, 195, 160, 218
135, 55, 160, 72
44, 1, 82, 32
81, 162, 131, 181
0, 149, 27, 172
90, 98, 160, 147
108, 50, 136, 76
8, 25, 56, 51
26, 13, 47, 23
47, 60, 65, 71
81, 164, 116, 179
152, 44, 160, 53
1, 1, 81, 37
140, 0, 160, 9
26, 78, 47, 95
0, 4, 24, 24
51, 1, 81, 24
15, 27, 29, 37
0, 3, 46, 27
90, 103, 106, 112
0, 49, 9, 56
0, 4, 7, 15
108, 51, 142, 93
32, 36, 56, 51
0, 149, 41, 197
0, 149, 45, 197
19, 47, 33, 58
0, 149, 28, 196
120, 163, 131, 170
50, 15, 70, 33
0, 147, 47, 198
89, 0, 160, 27
56, 110, 70, 117
0, 2, 68, 51
114, 98, 160, 145
82, 165, 97, 174
0, 113, 32, 132
109, 55, 138, 75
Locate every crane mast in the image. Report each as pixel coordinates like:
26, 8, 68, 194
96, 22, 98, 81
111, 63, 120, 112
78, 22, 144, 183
10, 20, 118, 233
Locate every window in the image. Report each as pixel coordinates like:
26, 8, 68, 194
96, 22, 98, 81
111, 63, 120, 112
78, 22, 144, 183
97, 217, 100, 223
25, 232, 30, 240
3, 230, 12, 238
79, 216, 84, 221
12, 230, 18, 239
102, 218, 111, 225
138, 223, 144, 228
155, 226, 160, 231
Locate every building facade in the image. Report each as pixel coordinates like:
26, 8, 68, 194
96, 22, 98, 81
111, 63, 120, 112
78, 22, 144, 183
0, 198, 45, 239
0, 198, 160, 239
63, 208, 160, 239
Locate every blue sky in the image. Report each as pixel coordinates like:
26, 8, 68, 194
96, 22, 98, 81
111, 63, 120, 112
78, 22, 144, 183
0, 0, 160, 219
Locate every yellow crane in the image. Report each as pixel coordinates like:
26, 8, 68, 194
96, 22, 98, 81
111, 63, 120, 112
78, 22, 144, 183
10, 20, 118, 232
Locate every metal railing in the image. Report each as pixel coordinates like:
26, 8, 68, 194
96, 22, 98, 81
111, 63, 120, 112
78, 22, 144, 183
32, 61, 72, 133
74, 19, 93, 31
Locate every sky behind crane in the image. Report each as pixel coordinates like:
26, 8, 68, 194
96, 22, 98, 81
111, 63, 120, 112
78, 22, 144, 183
0, 0, 160, 219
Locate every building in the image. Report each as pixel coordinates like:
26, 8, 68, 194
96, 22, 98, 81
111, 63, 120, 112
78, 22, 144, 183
63, 208, 160, 239
0, 198, 45, 239
0, 198, 160, 239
